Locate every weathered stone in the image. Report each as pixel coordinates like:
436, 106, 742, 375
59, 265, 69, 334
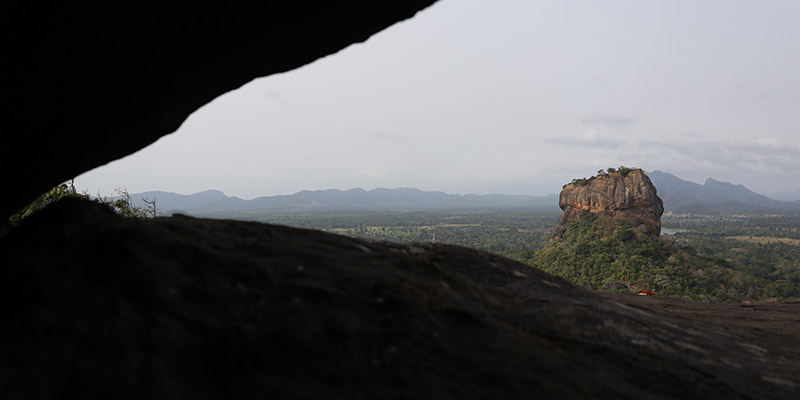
0, 198, 797, 399
552, 169, 664, 239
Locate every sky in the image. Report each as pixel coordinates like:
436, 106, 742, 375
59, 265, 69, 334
76, 0, 800, 199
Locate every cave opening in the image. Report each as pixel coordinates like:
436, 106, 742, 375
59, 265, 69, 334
4, 2, 800, 398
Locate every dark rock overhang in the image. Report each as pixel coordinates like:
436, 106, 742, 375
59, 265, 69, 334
2, 1, 438, 219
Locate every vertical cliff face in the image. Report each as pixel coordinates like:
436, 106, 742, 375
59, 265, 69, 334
551, 169, 664, 239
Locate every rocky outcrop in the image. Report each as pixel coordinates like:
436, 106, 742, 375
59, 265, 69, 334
0, 198, 798, 399
552, 169, 664, 238
1, 1, 437, 220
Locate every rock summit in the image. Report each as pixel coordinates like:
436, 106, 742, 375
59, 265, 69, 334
552, 168, 664, 239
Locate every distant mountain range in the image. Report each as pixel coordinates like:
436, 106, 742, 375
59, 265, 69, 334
125, 171, 800, 216
770, 189, 800, 202
126, 188, 560, 216
647, 171, 800, 214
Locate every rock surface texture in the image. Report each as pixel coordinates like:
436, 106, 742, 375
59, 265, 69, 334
553, 169, 664, 239
1, 0, 437, 220
0, 199, 798, 399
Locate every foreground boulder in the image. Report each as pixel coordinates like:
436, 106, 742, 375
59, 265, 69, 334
0, 199, 797, 399
553, 169, 664, 239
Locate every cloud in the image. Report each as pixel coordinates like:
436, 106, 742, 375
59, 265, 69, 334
545, 128, 623, 149
263, 90, 291, 106
638, 138, 800, 172
581, 115, 638, 129
735, 85, 770, 101
727, 138, 800, 158
372, 131, 418, 142
640, 140, 745, 166
352, 168, 390, 180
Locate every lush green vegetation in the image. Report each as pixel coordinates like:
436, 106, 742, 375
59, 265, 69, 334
663, 214, 800, 300
663, 213, 800, 239
531, 211, 800, 302
247, 208, 561, 260
242, 207, 799, 302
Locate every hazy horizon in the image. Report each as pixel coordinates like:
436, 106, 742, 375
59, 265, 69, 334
76, 0, 800, 199
101, 169, 774, 201
113, 186, 561, 200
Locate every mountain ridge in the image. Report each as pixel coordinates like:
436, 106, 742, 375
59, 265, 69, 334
125, 187, 560, 215
121, 171, 800, 215
647, 170, 800, 213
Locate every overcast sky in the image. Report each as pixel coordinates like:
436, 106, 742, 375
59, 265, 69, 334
77, 0, 800, 199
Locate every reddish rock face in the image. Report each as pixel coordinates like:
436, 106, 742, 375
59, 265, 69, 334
551, 169, 664, 239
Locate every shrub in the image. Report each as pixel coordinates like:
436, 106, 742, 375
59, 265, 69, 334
10, 182, 156, 223
618, 166, 634, 177
10, 180, 89, 222
563, 177, 590, 189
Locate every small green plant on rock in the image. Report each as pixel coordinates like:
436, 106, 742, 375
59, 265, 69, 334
10, 180, 89, 222
10, 182, 156, 223
563, 177, 591, 189
617, 166, 634, 177
100, 188, 151, 219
